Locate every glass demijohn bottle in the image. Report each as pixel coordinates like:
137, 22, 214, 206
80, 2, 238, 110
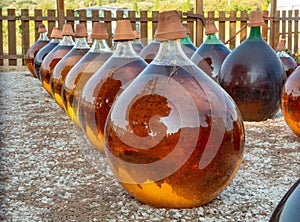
218, 11, 286, 121
34, 27, 62, 81
132, 30, 144, 54
62, 22, 113, 127
104, 11, 245, 208
50, 23, 90, 110
39, 23, 75, 96
26, 24, 50, 78
191, 21, 231, 82
78, 20, 148, 152
180, 23, 197, 58
276, 39, 297, 78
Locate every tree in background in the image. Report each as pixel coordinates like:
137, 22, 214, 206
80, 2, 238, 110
133, 0, 139, 13
183, 0, 193, 12
153, 0, 159, 11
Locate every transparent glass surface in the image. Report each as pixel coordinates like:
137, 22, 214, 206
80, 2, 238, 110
281, 67, 300, 137
62, 39, 113, 127
104, 40, 245, 208
50, 37, 90, 110
40, 36, 75, 96
219, 27, 286, 121
78, 41, 147, 152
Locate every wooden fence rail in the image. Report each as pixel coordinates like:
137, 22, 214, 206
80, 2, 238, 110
0, 8, 299, 67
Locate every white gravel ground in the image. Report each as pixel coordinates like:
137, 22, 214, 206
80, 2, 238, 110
0, 71, 299, 221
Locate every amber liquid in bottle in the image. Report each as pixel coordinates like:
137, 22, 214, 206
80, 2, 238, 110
34, 41, 60, 80
191, 44, 230, 82
40, 45, 74, 96
62, 51, 112, 127
139, 41, 160, 63
219, 27, 286, 121
27, 40, 50, 78
281, 67, 300, 137
105, 63, 244, 208
78, 57, 147, 152
51, 48, 89, 110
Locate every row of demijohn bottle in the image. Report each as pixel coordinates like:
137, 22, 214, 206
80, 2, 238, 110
26, 9, 299, 219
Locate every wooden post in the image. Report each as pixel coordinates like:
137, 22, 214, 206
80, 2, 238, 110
56, 0, 65, 28
269, 0, 277, 49
195, 0, 204, 47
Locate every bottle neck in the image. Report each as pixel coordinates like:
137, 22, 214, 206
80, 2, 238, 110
74, 37, 90, 49
152, 39, 193, 66
180, 34, 194, 45
38, 32, 49, 41
112, 41, 139, 58
276, 50, 291, 58
203, 33, 223, 45
50, 38, 61, 43
60, 35, 75, 46
248, 26, 263, 41
90, 39, 112, 53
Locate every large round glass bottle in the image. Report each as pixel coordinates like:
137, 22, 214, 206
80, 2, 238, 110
191, 21, 231, 82
50, 23, 90, 110
62, 22, 113, 127
276, 39, 297, 78
104, 11, 245, 209
180, 23, 197, 58
281, 67, 300, 137
26, 24, 50, 78
219, 11, 286, 121
270, 179, 300, 222
78, 20, 148, 152
39, 24, 75, 96
139, 39, 160, 64
34, 27, 62, 81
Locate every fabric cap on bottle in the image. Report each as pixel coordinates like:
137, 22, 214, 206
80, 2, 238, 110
91, 22, 109, 39
50, 27, 63, 39
205, 21, 218, 35
38, 24, 47, 33
276, 39, 286, 51
75, 23, 88, 38
62, 24, 74, 36
113, 20, 135, 41
248, 11, 265, 27
154, 11, 187, 42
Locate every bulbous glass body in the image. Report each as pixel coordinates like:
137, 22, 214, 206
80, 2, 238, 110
104, 40, 245, 208
34, 39, 60, 80
62, 39, 113, 127
276, 50, 297, 78
26, 32, 50, 78
40, 36, 75, 96
50, 37, 90, 110
139, 40, 160, 63
219, 27, 286, 121
270, 179, 300, 222
281, 67, 300, 137
191, 33, 231, 82
78, 41, 147, 152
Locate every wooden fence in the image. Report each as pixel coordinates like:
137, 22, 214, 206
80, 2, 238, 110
0, 8, 299, 67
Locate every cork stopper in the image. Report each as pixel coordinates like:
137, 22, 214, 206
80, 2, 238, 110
90, 22, 109, 39
154, 11, 186, 41
183, 24, 191, 35
50, 27, 63, 39
114, 20, 135, 41
75, 23, 88, 38
133, 30, 140, 39
62, 24, 74, 36
38, 24, 47, 33
205, 21, 218, 35
276, 39, 286, 51
248, 11, 265, 27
